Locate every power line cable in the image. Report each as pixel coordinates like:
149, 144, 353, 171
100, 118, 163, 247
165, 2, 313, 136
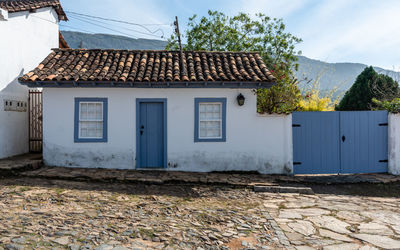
69, 14, 166, 39
65, 11, 170, 37
69, 15, 138, 39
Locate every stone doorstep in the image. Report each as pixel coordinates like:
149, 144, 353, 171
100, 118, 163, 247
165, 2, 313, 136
253, 185, 315, 195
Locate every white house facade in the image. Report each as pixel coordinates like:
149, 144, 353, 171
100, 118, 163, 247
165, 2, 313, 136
41, 88, 293, 174
20, 49, 294, 174
0, 0, 67, 159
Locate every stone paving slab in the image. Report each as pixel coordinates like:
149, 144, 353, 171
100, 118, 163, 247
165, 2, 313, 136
0, 178, 286, 249
263, 192, 400, 249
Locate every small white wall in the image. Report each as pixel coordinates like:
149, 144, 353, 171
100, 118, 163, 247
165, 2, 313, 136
0, 7, 59, 158
43, 88, 293, 174
389, 113, 400, 175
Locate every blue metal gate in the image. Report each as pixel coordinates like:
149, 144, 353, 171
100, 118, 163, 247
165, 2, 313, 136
292, 111, 388, 174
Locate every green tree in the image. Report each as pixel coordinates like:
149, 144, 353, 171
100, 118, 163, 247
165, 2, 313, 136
336, 66, 399, 110
167, 10, 303, 113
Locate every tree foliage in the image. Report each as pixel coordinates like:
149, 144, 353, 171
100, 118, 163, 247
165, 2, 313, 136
299, 75, 340, 111
166, 10, 303, 113
336, 66, 399, 111
373, 98, 400, 113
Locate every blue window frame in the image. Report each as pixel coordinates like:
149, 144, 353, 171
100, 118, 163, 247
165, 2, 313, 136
194, 98, 226, 142
74, 98, 108, 143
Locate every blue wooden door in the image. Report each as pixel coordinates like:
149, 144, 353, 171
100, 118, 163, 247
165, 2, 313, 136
292, 112, 340, 174
340, 111, 388, 173
137, 100, 166, 168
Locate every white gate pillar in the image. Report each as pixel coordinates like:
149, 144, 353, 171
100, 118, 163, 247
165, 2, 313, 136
388, 113, 400, 175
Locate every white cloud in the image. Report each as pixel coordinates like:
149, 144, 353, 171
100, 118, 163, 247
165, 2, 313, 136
232, 0, 312, 18
297, 0, 400, 69
233, 0, 400, 69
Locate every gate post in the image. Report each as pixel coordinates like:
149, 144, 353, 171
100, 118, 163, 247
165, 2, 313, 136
389, 113, 400, 175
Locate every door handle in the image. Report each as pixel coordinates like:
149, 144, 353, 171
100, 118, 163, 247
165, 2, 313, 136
140, 130, 144, 135
342, 135, 346, 142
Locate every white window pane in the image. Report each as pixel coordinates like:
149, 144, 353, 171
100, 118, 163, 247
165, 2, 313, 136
199, 120, 221, 138
199, 104, 206, 112
96, 128, 103, 138
88, 103, 96, 120
199, 111, 207, 120
200, 128, 207, 137
80, 121, 103, 138
80, 103, 88, 119
95, 103, 102, 120
80, 102, 103, 121
81, 128, 87, 137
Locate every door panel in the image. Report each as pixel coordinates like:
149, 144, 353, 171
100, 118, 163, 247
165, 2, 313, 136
292, 112, 340, 174
138, 101, 165, 168
340, 111, 388, 173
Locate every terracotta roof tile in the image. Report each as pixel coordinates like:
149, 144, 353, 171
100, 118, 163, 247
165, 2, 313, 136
0, 0, 67, 21
19, 49, 276, 87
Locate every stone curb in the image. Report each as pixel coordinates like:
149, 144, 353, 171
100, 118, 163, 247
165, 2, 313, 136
254, 185, 315, 195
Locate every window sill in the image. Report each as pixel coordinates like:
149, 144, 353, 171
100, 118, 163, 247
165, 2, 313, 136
194, 138, 226, 142
74, 138, 108, 143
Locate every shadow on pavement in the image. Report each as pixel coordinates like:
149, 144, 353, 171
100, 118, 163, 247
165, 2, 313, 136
0, 176, 236, 198
307, 182, 400, 198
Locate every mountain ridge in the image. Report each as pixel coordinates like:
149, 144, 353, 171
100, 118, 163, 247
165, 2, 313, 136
61, 30, 400, 91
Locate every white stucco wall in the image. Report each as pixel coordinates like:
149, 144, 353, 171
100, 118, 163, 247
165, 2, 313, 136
388, 113, 400, 175
0, 7, 59, 158
43, 88, 293, 174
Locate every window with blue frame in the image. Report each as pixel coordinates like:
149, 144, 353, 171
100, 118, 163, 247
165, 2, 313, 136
74, 98, 108, 142
194, 98, 226, 142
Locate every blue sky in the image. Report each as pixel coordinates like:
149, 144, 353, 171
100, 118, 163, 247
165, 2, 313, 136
60, 0, 400, 71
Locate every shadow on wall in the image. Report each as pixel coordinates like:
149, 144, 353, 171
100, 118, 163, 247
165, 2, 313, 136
0, 69, 28, 95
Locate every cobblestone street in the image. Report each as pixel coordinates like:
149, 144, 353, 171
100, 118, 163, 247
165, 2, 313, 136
263, 184, 400, 249
0, 177, 399, 249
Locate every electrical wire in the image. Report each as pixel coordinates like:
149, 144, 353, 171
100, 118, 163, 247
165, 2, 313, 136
69, 15, 138, 39
68, 14, 166, 39
65, 11, 170, 37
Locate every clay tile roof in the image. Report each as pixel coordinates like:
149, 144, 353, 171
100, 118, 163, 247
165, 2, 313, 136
0, 0, 67, 21
58, 31, 69, 48
19, 49, 276, 88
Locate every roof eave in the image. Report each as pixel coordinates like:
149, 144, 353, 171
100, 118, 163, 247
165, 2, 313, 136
18, 80, 276, 89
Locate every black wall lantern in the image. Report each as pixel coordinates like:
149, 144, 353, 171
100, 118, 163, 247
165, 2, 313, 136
237, 93, 245, 106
